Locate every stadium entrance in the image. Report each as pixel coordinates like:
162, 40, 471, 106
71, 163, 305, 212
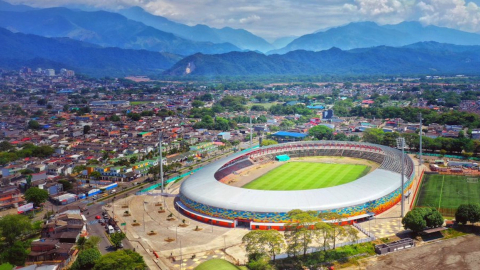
236, 219, 251, 228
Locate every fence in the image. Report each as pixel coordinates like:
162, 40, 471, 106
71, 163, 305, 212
274, 223, 376, 260
136, 167, 203, 195
408, 151, 480, 161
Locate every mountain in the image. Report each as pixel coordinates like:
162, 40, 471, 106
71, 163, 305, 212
0, 0, 35, 12
0, 7, 240, 56
118, 7, 274, 52
165, 42, 480, 76
271, 36, 298, 49
0, 27, 181, 77
270, 21, 480, 54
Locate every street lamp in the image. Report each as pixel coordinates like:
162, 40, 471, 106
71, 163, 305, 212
396, 137, 406, 218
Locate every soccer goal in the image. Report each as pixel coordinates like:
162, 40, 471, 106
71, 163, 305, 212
466, 178, 478, 183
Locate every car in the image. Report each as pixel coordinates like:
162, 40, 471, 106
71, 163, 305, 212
95, 215, 101, 219
116, 229, 121, 233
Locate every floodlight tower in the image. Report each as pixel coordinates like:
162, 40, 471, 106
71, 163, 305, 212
159, 131, 164, 193
396, 137, 406, 218
419, 112, 423, 174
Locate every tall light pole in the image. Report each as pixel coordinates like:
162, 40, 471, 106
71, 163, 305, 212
249, 113, 253, 148
397, 137, 406, 218
419, 112, 423, 174
159, 132, 164, 194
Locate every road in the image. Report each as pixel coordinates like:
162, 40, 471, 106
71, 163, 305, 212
72, 142, 259, 255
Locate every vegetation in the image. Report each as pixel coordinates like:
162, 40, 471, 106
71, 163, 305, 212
93, 249, 146, 270
455, 204, 480, 225
110, 232, 126, 249
402, 207, 444, 233
243, 163, 368, 191
71, 248, 102, 270
24, 187, 49, 207
195, 258, 242, 270
309, 125, 334, 140
260, 139, 278, 146
0, 143, 55, 165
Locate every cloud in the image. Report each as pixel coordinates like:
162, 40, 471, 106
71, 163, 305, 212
7, 0, 480, 39
344, 0, 480, 32
239, 14, 261, 24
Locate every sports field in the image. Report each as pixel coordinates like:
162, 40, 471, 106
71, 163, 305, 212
415, 174, 480, 213
242, 162, 369, 191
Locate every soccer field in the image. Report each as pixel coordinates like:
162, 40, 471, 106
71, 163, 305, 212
415, 174, 480, 213
242, 162, 369, 191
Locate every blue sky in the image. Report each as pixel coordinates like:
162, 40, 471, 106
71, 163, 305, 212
8, 0, 480, 40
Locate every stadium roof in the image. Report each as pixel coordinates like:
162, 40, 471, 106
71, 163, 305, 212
271, 131, 307, 138
180, 141, 412, 213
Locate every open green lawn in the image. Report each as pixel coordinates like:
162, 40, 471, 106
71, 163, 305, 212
416, 174, 480, 212
247, 102, 278, 109
130, 101, 151, 105
243, 162, 369, 191
195, 259, 241, 270
0, 263, 13, 270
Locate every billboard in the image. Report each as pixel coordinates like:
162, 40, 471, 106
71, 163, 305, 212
17, 203, 34, 214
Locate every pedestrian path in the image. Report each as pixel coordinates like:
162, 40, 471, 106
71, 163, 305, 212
170, 249, 228, 269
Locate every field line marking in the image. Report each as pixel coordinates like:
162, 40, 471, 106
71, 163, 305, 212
438, 175, 445, 209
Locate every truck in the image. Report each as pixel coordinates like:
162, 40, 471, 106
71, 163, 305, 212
108, 225, 115, 234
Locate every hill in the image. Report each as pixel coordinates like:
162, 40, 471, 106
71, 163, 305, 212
165, 42, 480, 76
270, 21, 480, 54
0, 28, 181, 77
118, 7, 274, 52
0, 7, 240, 56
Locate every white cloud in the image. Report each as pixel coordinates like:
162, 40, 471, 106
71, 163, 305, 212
7, 0, 480, 39
239, 14, 261, 24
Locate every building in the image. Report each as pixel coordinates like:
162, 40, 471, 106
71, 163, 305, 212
270, 131, 307, 142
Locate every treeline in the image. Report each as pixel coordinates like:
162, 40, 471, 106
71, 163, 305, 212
335, 105, 480, 129
269, 104, 314, 116
0, 142, 55, 165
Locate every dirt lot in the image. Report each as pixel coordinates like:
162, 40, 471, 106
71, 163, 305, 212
362, 234, 480, 270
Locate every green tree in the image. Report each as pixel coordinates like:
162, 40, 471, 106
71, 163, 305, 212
110, 232, 126, 249
279, 120, 295, 130
261, 139, 278, 147
0, 214, 32, 245
24, 187, 49, 207
2, 241, 29, 266
27, 120, 40, 130
309, 125, 333, 140
73, 165, 87, 174
362, 128, 384, 144
242, 230, 284, 262
455, 204, 480, 225
192, 100, 205, 108
83, 125, 91, 134
285, 209, 318, 256
59, 179, 73, 191
402, 207, 443, 233
93, 249, 146, 270
0, 141, 14, 152
71, 248, 101, 270
90, 171, 102, 180
314, 222, 332, 251
129, 156, 138, 164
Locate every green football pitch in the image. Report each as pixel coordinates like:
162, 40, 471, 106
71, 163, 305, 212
242, 162, 369, 191
415, 174, 480, 212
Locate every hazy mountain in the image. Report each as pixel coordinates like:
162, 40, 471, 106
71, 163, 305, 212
118, 7, 274, 52
271, 36, 298, 49
0, 7, 241, 56
270, 21, 480, 54
165, 42, 480, 76
0, 0, 35, 12
0, 27, 181, 77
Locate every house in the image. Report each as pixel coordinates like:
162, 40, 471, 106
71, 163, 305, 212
217, 132, 231, 140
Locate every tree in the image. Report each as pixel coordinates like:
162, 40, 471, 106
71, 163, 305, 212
110, 232, 126, 249
455, 204, 480, 225
129, 156, 138, 164
0, 214, 32, 245
90, 171, 102, 180
2, 241, 29, 266
59, 179, 73, 191
71, 248, 101, 270
77, 236, 101, 251
24, 187, 49, 207
93, 249, 146, 270
242, 230, 284, 262
37, 99, 47, 106
285, 209, 318, 257
315, 222, 332, 252
261, 139, 278, 147
346, 226, 359, 244
83, 125, 91, 134
309, 125, 333, 140
73, 165, 87, 174
27, 120, 40, 130
362, 128, 384, 144
279, 120, 295, 130
402, 207, 444, 233
192, 100, 205, 108
0, 141, 14, 152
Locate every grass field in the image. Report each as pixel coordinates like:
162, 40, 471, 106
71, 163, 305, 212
242, 162, 369, 191
246, 102, 278, 109
416, 174, 480, 214
130, 101, 151, 105
195, 259, 243, 270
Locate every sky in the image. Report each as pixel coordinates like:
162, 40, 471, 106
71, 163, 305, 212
8, 0, 480, 41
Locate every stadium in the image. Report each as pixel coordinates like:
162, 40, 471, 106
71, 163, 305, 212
177, 141, 415, 230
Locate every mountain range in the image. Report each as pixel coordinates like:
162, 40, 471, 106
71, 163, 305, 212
165, 42, 480, 76
118, 7, 274, 52
270, 21, 480, 54
0, 4, 240, 56
0, 27, 181, 76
